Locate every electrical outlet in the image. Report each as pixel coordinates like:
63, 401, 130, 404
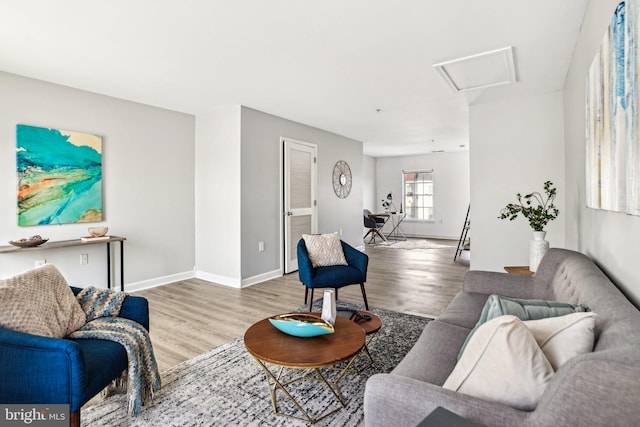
35, 259, 46, 267
81, 253, 89, 265
258, 241, 265, 252
339, 228, 343, 236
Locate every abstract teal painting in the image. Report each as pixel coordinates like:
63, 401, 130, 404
16, 124, 103, 226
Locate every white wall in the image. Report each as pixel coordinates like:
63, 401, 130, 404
0, 72, 196, 289
0, 72, 365, 291
195, 106, 242, 286
564, 0, 640, 306
469, 92, 565, 272
363, 155, 377, 214
374, 152, 470, 239
240, 107, 363, 283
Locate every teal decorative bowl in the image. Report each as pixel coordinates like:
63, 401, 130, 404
268, 313, 335, 337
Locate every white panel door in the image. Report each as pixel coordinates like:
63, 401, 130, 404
283, 139, 317, 273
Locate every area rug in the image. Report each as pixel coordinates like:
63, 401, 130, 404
81, 306, 430, 427
379, 239, 455, 250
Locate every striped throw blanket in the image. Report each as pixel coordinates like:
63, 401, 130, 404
69, 286, 161, 416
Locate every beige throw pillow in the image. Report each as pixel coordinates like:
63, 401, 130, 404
0, 264, 86, 338
523, 312, 597, 371
443, 315, 554, 410
302, 232, 348, 268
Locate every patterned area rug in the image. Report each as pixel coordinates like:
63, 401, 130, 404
82, 305, 430, 426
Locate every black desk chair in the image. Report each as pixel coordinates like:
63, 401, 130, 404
363, 209, 387, 243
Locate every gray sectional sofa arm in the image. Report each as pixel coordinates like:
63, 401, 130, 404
462, 270, 537, 299
530, 351, 640, 427
364, 373, 527, 427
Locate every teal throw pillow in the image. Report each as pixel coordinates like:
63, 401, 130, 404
457, 295, 589, 360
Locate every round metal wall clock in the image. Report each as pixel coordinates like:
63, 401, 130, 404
332, 160, 352, 198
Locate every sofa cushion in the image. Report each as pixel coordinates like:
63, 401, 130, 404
458, 294, 590, 359
0, 265, 86, 338
443, 315, 554, 411
478, 295, 589, 323
392, 320, 471, 386
524, 312, 597, 370
302, 232, 348, 267
436, 292, 489, 329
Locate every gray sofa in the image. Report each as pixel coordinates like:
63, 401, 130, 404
364, 248, 640, 426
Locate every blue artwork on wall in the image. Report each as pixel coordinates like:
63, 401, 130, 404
16, 124, 103, 226
586, 0, 640, 215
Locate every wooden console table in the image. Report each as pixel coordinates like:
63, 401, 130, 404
0, 236, 126, 291
504, 265, 534, 276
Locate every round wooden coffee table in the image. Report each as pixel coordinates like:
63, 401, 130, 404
348, 311, 382, 373
350, 310, 382, 336
244, 314, 365, 423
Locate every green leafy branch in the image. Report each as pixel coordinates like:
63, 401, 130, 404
498, 181, 559, 232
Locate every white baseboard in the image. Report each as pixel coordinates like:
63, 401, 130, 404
195, 270, 242, 288
241, 268, 282, 288
126, 268, 287, 292
126, 270, 195, 293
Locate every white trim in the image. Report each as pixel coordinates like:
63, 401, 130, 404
126, 270, 194, 293
279, 137, 284, 277
402, 168, 434, 174
195, 270, 241, 288
241, 268, 283, 288
126, 268, 287, 292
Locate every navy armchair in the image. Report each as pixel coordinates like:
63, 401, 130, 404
0, 286, 149, 427
297, 238, 369, 311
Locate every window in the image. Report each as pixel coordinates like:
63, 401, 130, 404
403, 170, 434, 220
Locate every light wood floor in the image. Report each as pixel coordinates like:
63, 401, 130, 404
137, 238, 470, 372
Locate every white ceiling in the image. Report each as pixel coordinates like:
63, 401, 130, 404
0, 0, 588, 157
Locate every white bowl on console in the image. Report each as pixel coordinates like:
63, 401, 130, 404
88, 226, 108, 237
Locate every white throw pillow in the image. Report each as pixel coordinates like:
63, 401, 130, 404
523, 312, 597, 371
443, 315, 554, 410
302, 232, 348, 268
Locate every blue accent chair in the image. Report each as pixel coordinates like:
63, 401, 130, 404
0, 287, 149, 427
297, 238, 369, 312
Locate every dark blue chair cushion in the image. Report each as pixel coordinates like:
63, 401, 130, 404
307, 265, 366, 288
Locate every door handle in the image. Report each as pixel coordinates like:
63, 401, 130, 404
287, 211, 293, 216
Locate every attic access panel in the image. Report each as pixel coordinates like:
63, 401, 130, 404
434, 46, 516, 92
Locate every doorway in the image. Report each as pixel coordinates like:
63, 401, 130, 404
282, 138, 317, 273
